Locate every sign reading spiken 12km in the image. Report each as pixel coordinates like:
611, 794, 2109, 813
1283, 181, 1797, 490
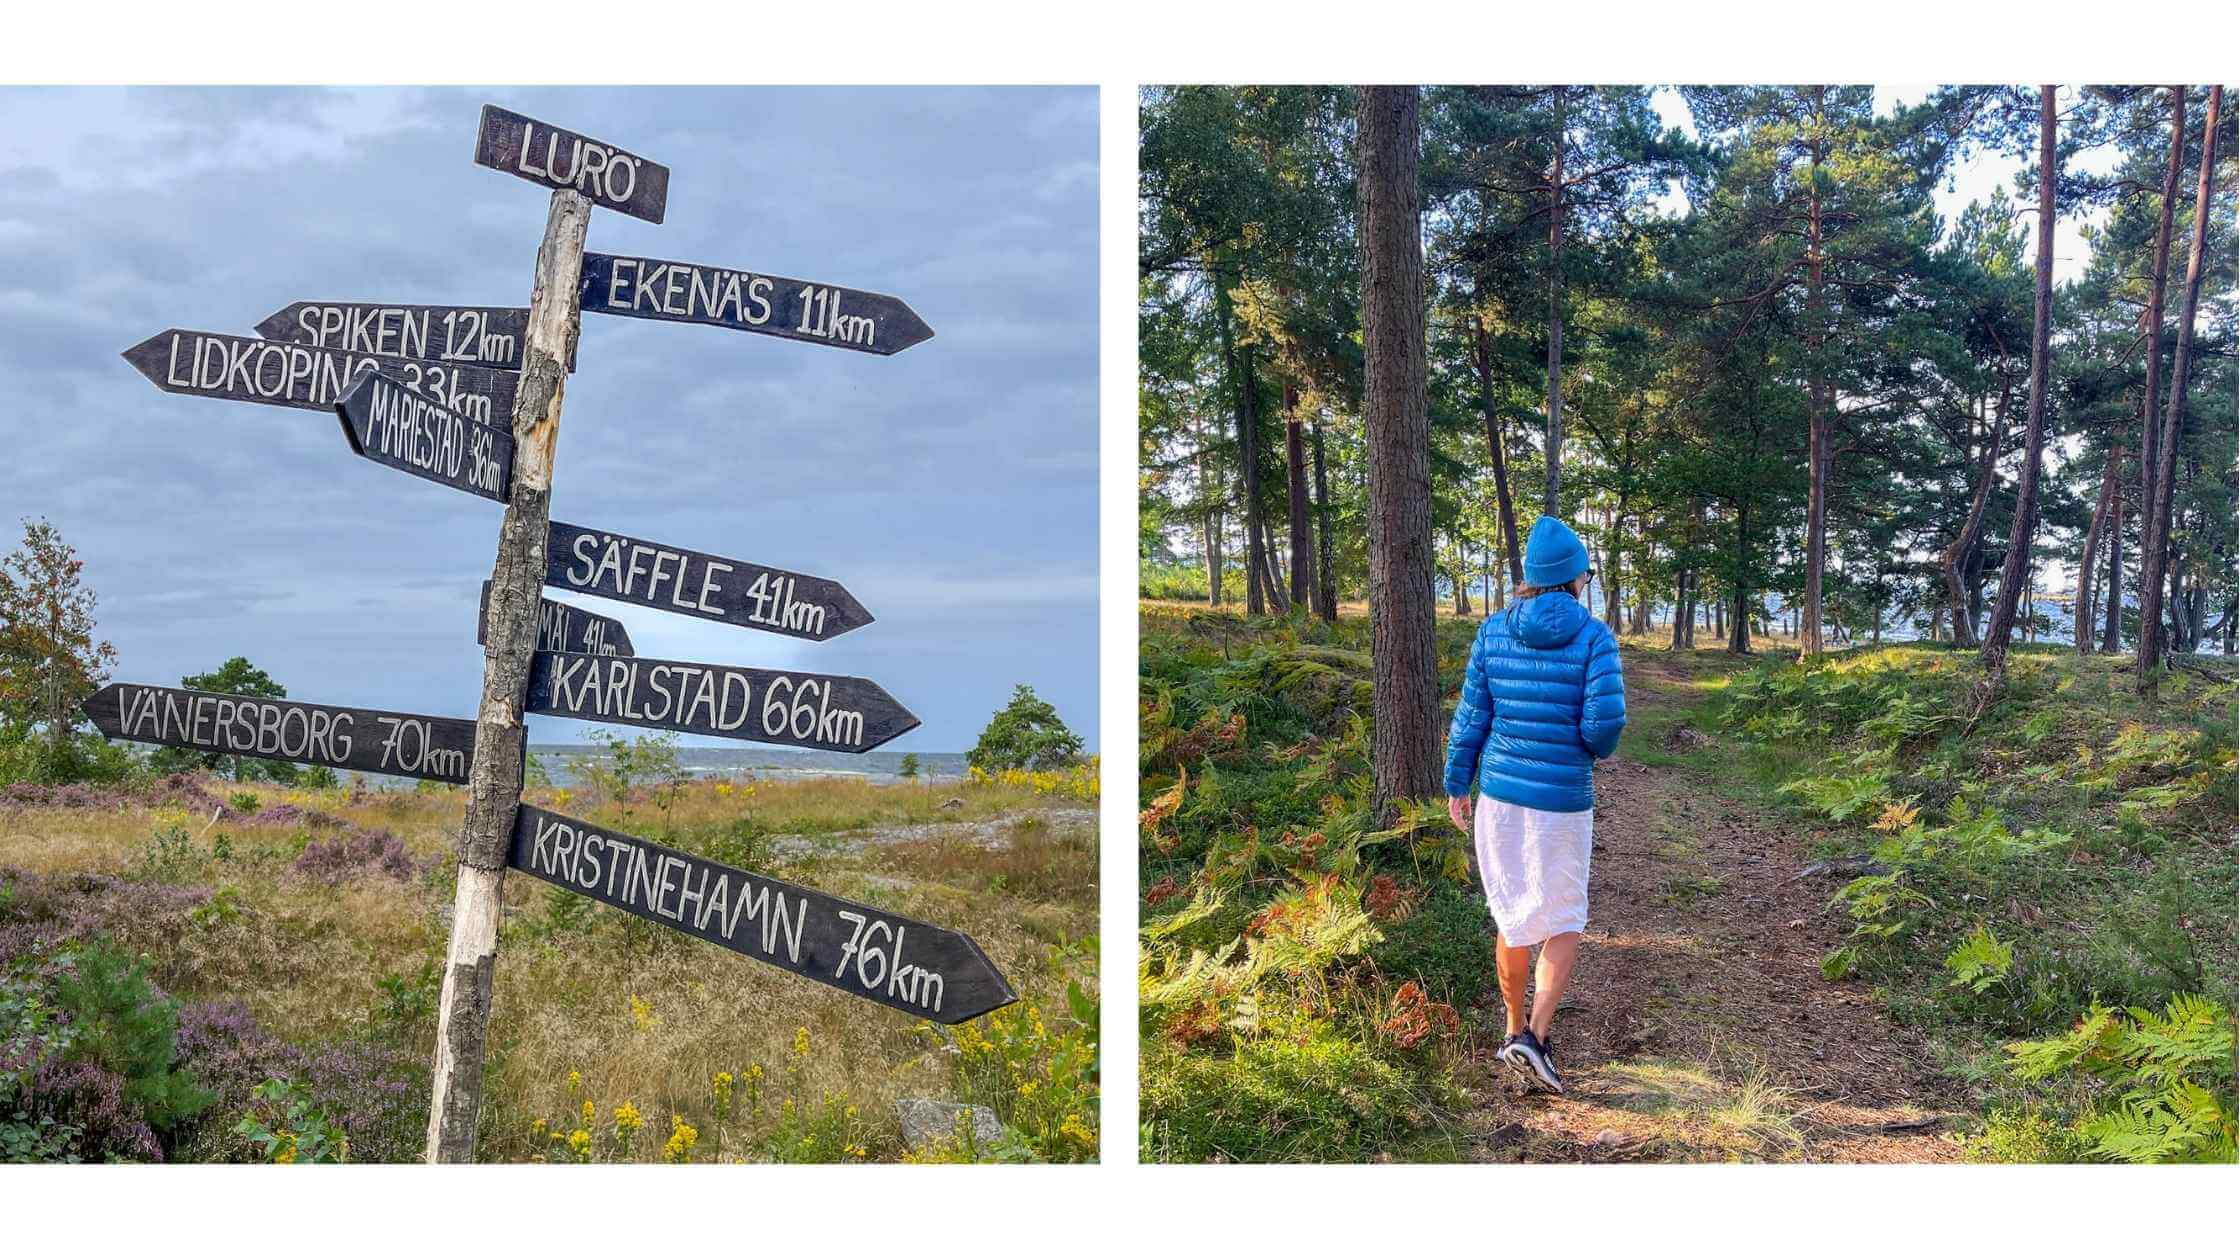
509, 806, 1013, 1022
101, 101, 997, 1161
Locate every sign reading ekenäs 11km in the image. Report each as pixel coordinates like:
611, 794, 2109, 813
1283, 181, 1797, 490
508, 806, 1014, 1022
82, 684, 476, 784
122, 329, 520, 425
473, 105, 669, 224
579, 253, 934, 356
336, 371, 513, 503
525, 651, 918, 753
258, 302, 542, 373
545, 521, 872, 642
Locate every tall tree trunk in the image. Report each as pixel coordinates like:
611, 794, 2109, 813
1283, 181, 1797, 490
2101, 476, 2125, 651
1284, 384, 1313, 613
1215, 282, 1266, 616
2138, 87, 2186, 560
1943, 378, 2012, 649
2138, 85, 2221, 693
1978, 86, 2059, 694
1256, 513, 1289, 614
1543, 87, 1567, 517
1801, 90, 1831, 658
1200, 416, 1224, 607
1357, 85, 1439, 821
2077, 445, 2121, 653
1474, 316, 1524, 582
1311, 416, 1337, 620
1728, 506, 1752, 654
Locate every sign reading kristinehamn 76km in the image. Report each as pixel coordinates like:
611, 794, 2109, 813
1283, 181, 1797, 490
98, 103, 984, 1163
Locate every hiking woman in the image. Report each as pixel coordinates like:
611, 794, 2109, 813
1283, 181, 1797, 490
1442, 516, 1627, 1093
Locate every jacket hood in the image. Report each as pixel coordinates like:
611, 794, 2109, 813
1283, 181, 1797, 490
1510, 590, 1591, 649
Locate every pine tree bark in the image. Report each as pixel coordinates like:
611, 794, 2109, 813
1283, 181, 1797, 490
1801, 89, 1831, 658
1311, 416, 1337, 620
2076, 446, 2121, 653
1978, 87, 2059, 695
425, 187, 588, 1163
1543, 87, 1567, 518
1284, 384, 1313, 613
1474, 317, 1525, 582
2102, 457, 2126, 652
2138, 87, 2186, 559
1944, 371, 2013, 648
2138, 85, 2221, 693
1357, 85, 1439, 822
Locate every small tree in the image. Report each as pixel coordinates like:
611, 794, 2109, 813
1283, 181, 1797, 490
898, 753, 921, 780
0, 518, 118, 775
967, 685, 1083, 773
153, 656, 296, 783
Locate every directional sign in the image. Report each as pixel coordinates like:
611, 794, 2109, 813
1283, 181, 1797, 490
258, 302, 550, 373
524, 651, 918, 754
335, 370, 513, 503
508, 805, 1013, 1022
479, 583, 634, 658
123, 329, 520, 426
579, 252, 933, 356
546, 521, 871, 642
473, 105, 669, 224
83, 684, 475, 784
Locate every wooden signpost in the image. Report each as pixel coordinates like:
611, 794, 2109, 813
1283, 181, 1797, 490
123, 329, 520, 425
258, 301, 545, 374
335, 370, 514, 503
525, 651, 919, 753
102, 103, 991, 1165
82, 684, 475, 784
510, 804, 1014, 1022
581, 252, 935, 356
478, 583, 634, 658
546, 520, 873, 642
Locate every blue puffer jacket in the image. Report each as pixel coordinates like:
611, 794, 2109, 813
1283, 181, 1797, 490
1442, 591, 1627, 814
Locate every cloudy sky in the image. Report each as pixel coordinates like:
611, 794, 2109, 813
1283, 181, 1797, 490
0, 86, 1099, 753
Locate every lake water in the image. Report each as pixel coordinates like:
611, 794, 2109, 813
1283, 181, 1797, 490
529, 745, 969, 787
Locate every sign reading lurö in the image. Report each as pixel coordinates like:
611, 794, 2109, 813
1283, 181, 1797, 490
473, 105, 669, 224
509, 805, 1014, 1022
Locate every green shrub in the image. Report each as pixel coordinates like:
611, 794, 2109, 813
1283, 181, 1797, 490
1365, 881, 1493, 1007
235, 1078, 350, 1163
2005, 994, 2237, 1164
46, 939, 211, 1133
1141, 1011, 1445, 1162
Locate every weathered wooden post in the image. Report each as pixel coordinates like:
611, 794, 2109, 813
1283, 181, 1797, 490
424, 185, 589, 1162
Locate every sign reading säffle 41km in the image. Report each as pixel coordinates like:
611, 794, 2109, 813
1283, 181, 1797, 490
98, 103, 988, 1161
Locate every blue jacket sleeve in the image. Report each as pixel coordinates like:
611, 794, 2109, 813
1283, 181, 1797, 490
1442, 619, 1495, 796
1579, 623, 1627, 759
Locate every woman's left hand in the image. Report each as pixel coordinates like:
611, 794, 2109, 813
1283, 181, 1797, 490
1447, 795, 1471, 835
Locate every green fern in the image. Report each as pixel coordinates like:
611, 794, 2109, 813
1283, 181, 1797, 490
2006, 994, 2238, 1164
1944, 925, 2015, 995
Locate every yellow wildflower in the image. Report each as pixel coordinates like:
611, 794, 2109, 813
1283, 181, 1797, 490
661, 1115, 699, 1163
792, 1026, 811, 1057
627, 993, 658, 1032
582, 1099, 595, 1128
567, 1069, 582, 1093
613, 1100, 644, 1144
567, 1129, 592, 1158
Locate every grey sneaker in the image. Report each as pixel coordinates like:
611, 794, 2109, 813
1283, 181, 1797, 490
1506, 1029, 1566, 1094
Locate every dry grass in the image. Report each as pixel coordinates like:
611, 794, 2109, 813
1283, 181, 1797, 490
1, 771, 1096, 1162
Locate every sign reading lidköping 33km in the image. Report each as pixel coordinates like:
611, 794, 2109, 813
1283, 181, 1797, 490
122, 328, 520, 425
508, 805, 1015, 1022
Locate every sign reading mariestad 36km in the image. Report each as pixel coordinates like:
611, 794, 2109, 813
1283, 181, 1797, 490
123, 329, 520, 426
509, 805, 1014, 1022
83, 684, 476, 784
336, 370, 513, 503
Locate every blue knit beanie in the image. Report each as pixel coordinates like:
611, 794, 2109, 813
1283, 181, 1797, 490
1522, 516, 1590, 588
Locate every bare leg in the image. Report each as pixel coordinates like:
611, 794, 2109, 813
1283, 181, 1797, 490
1494, 932, 1531, 1037
1528, 931, 1581, 1039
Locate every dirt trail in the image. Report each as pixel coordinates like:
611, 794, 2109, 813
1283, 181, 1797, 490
1457, 653, 1970, 1163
